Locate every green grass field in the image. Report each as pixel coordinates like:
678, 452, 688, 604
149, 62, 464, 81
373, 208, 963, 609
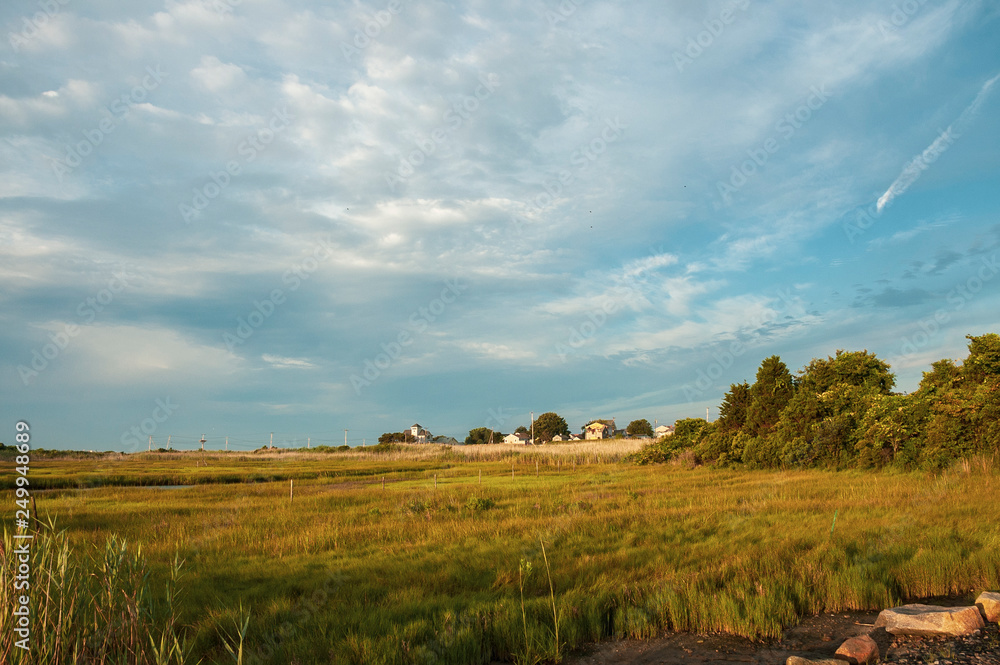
2, 447, 998, 664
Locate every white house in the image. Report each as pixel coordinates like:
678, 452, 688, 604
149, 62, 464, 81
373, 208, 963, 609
410, 423, 432, 443
503, 432, 532, 445
655, 424, 675, 437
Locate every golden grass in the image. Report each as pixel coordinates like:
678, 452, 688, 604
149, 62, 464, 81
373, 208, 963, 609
2, 452, 997, 664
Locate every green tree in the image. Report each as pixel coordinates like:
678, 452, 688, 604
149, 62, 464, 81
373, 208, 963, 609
962, 333, 1000, 383
532, 412, 570, 443
919, 358, 961, 394
797, 350, 895, 395
465, 427, 502, 445
718, 381, 751, 431
673, 418, 708, 445
626, 419, 653, 437
746, 356, 794, 437
855, 393, 926, 468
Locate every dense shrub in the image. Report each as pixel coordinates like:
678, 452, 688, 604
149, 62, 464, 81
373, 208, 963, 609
641, 333, 1000, 470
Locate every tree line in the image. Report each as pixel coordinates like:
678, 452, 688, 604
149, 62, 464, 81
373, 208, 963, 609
633, 333, 1000, 469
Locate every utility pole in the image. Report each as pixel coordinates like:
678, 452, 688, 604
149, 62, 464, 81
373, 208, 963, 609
148, 435, 152, 452
706, 407, 710, 421
530, 411, 534, 445
167, 435, 171, 449
225, 436, 228, 451
344, 429, 349, 446
307, 437, 310, 449
270, 432, 273, 448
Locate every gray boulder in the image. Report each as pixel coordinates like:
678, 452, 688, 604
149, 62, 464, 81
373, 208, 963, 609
874, 604, 985, 637
976, 591, 1000, 622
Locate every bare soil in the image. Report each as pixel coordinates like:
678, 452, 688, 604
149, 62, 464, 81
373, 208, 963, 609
565, 609, 1000, 664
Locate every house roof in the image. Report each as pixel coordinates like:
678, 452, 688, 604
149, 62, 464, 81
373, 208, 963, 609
411, 423, 421, 428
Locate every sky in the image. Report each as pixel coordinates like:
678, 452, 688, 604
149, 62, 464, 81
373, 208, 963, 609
2, 0, 1000, 451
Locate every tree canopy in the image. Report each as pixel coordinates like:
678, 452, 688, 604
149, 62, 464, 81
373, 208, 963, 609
633, 333, 1000, 471
626, 419, 653, 437
533, 412, 570, 443
465, 427, 503, 445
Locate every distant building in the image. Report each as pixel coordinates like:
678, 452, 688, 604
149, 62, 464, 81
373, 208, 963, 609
503, 432, 532, 445
584, 419, 616, 440
654, 425, 675, 438
410, 423, 432, 443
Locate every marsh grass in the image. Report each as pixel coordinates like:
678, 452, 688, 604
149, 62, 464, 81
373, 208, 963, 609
0, 517, 192, 664
2, 451, 997, 664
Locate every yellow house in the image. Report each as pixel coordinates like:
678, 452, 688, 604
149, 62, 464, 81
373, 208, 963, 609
584, 420, 615, 439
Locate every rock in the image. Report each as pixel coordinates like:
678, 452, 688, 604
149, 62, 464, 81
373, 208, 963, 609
975, 591, 1000, 622
874, 604, 986, 637
834, 634, 879, 664
786, 658, 844, 665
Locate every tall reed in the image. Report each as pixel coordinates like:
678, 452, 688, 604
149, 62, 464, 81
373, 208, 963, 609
0, 517, 195, 664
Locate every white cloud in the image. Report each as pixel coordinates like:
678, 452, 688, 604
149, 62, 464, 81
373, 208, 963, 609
261, 354, 316, 369
190, 56, 248, 92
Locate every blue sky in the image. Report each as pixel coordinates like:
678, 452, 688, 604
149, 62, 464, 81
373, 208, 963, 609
2, 0, 999, 451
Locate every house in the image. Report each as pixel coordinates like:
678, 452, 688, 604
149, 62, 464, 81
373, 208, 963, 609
410, 423, 432, 443
550, 434, 565, 442
654, 425, 675, 438
503, 432, 532, 445
584, 419, 616, 440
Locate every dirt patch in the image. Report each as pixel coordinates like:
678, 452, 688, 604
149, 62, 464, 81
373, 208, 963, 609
566, 611, 879, 664
566, 609, 1000, 664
